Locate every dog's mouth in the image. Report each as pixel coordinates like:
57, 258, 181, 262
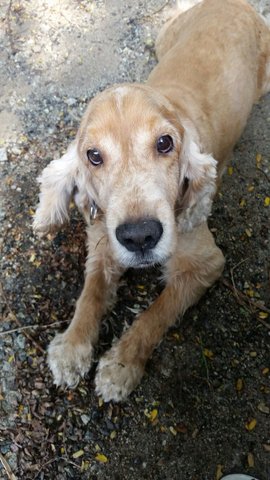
118, 249, 169, 269
131, 253, 158, 269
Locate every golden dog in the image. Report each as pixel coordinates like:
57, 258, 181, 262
33, 0, 270, 401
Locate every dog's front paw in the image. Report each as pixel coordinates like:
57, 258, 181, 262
32, 209, 58, 238
95, 347, 144, 402
48, 332, 94, 387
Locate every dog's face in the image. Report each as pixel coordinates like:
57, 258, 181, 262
34, 84, 217, 268
77, 85, 184, 267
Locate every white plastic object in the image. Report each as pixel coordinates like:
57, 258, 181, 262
221, 475, 260, 480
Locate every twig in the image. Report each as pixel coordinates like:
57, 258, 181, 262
0, 452, 17, 480
221, 278, 270, 329
33, 456, 80, 479
0, 320, 69, 337
5, 0, 16, 55
230, 258, 249, 305
256, 166, 270, 183
142, 0, 169, 18
0, 283, 45, 353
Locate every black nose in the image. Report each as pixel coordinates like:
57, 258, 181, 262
115, 218, 163, 253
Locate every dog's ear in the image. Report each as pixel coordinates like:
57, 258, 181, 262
33, 142, 80, 236
177, 130, 217, 232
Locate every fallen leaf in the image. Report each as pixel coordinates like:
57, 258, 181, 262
247, 452, 254, 467
236, 378, 244, 392
245, 228, 252, 238
245, 418, 257, 431
169, 426, 177, 436
264, 197, 270, 207
95, 453, 108, 463
80, 460, 90, 472
259, 312, 268, 319
256, 153, 262, 166
149, 409, 158, 422
228, 166, 233, 175
249, 351, 257, 358
203, 348, 214, 359
239, 199, 246, 207
257, 402, 269, 414
263, 443, 270, 452
262, 367, 269, 375
216, 464, 223, 480
72, 450, 84, 459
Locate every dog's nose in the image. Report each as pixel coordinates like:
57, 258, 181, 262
115, 219, 163, 253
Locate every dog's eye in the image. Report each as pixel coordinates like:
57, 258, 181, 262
157, 135, 174, 154
87, 149, 103, 166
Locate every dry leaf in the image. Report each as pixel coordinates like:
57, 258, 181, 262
259, 312, 269, 319
256, 153, 262, 166
169, 426, 177, 436
149, 409, 158, 422
257, 402, 269, 414
216, 464, 223, 480
228, 166, 233, 175
95, 453, 108, 463
264, 197, 270, 207
203, 348, 214, 359
247, 452, 254, 467
245, 418, 257, 431
236, 378, 243, 392
72, 450, 84, 459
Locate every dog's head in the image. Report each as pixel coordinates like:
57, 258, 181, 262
33, 84, 216, 268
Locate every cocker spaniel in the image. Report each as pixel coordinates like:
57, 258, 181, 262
33, 0, 270, 401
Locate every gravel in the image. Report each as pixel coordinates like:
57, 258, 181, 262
1, 1, 270, 479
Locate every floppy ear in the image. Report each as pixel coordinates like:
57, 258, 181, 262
33, 142, 79, 236
177, 131, 217, 232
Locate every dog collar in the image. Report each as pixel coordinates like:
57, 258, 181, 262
90, 200, 99, 225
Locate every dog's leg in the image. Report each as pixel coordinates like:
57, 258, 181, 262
95, 223, 225, 401
48, 223, 122, 387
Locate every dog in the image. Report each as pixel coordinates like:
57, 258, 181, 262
33, 0, 270, 401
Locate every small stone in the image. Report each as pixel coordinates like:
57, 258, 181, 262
66, 97, 77, 106
0, 147, 8, 162
14, 334, 26, 350
81, 414, 91, 425
11, 147, 22, 155
32, 45, 42, 53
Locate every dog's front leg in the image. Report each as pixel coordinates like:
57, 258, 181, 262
48, 223, 122, 388
95, 223, 225, 401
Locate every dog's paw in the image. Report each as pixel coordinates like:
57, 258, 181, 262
32, 212, 58, 238
47, 332, 93, 387
95, 347, 144, 402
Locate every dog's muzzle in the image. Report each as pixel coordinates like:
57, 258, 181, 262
115, 218, 163, 254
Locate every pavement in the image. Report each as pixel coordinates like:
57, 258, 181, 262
0, 1, 269, 479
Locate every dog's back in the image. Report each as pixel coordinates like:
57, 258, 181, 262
150, 0, 270, 170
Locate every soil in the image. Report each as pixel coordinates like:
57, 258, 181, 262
0, 1, 269, 479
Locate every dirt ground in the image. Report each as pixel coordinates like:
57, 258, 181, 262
0, 1, 269, 479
